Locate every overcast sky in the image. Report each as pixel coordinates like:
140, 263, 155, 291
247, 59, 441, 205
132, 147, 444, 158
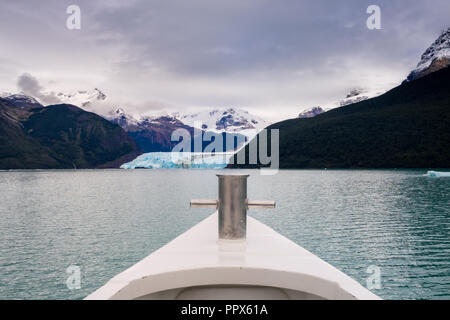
0, 0, 449, 121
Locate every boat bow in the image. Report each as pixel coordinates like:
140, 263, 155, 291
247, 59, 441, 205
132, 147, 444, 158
86, 212, 380, 300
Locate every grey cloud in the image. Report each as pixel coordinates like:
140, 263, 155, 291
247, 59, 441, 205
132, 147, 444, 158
17, 73, 61, 105
88, 0, 450, 77
17, 73, 42, 96
1, 0, 450, 121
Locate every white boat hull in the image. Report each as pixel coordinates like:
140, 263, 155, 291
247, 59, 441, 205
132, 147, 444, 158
86, 212, 380, 300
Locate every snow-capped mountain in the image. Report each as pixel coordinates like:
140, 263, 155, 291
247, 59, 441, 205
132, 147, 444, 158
327, 87, 385, 109
298, 107, 325, 118
0, 93, 42, 108
175, 108, 268, 134
105, 108, 187, 130
2, 88, 107, 109
298, 88, 379, 118
55, 88, 107, 108
0, 92, 14, 99
106, 107, 248, 153
106, 108, 141, 128
107, 107, 268, 134
338, 88, 370, 107
406, 28, 450, 82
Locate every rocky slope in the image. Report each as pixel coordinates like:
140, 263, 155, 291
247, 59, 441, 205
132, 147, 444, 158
0, 99, 141, 169
406, 28, 450, 82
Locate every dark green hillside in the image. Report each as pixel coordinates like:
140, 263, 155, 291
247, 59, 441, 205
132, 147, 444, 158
0, 102, 141, 169
228, 66, 450, 169
0, 99, 58, 168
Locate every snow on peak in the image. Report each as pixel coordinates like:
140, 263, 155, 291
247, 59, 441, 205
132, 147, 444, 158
105, 106, 268, 139
1, 93, 41, 105
302, 87, 385, 116
0, 92, 12, 98
106, 108, 140, 127
298, 107, 325, 118
416, 28, 450, 71
338, 88, 370, 107
56, 88, 107, 108
176, 107, 268, 133
407, 28, 450, 81
2, 87, 107, 108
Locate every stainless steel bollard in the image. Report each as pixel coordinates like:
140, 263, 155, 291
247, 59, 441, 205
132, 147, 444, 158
218, 174, 249, 240
190, 174, 275, 240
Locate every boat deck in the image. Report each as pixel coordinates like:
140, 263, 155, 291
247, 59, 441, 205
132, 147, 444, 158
86, 212, 380, 300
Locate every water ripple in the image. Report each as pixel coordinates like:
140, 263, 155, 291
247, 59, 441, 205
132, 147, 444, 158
0, 169, 449, 300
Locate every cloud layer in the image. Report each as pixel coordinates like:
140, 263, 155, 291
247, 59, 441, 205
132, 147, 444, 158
1, 0, 449, 121
17, 73, 61, 105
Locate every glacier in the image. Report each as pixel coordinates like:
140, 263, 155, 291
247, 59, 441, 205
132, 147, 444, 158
121, 152, 234, 169
425, 171, 450, 178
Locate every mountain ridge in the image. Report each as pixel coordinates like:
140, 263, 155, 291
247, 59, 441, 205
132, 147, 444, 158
105, 106, 268, 135
406, 28, 450, 82
228, 65, 450, 169
106, 108, 248, 153
0, 99, 141, 169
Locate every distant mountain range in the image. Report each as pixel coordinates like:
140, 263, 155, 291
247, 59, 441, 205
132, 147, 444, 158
106, 107, 267, 135
106, 108, 196, 152
105, 107, 261, 153
0, 88, 263, 161
174, 108, 267, 134
0, 90, 260, 168
2, 28, 449, 169
0, 97, 140, 169
35, 85, 267, 136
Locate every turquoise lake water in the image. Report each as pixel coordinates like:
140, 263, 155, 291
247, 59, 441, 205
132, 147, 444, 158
0, 169, 449, 299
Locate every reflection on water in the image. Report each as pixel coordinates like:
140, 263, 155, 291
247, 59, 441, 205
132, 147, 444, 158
0, 169, 449, 299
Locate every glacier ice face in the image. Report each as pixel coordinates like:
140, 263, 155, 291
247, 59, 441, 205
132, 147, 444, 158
426, 171, 450, 178
121, 152, 234, 169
